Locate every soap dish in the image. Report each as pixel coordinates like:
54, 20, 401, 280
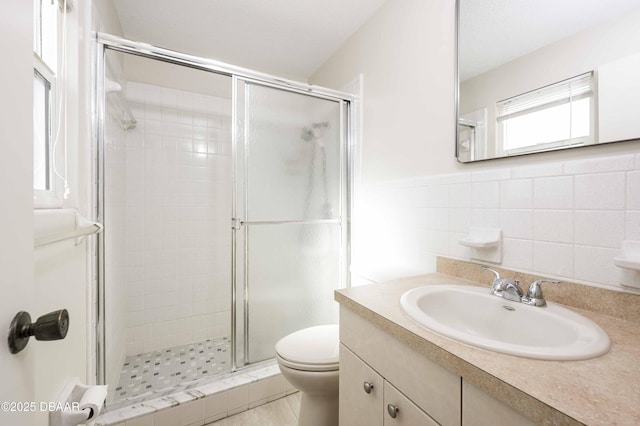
459, 227, 502, 263
614, 241, 640, 271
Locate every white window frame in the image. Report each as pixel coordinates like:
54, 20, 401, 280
496, 72, 595, 156
33, 0, 64, 208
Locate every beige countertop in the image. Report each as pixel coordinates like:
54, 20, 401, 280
335, 273, 640, 426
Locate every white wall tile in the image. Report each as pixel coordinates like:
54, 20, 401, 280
564, 154, 635, 175
356, 152, 637, 297
427, 185, 449, 207
574, 211, 625, 248
574, 246, 622, 287
575, 172, 625, 210
471, 181, 500, 208
471, 209, 500, 228
449, 232, 471, 260
627, 171, 640, 210
533, 242, 573, 279
471, 168, 510, 182
425, 208, 449, 231
120, 82, 232, 355
500, 209, 532, 239
440, 172, 471, 184
500, 179, 532, 209
449, 183, 471, 207
626, 211, 640, 240
511, 162, 563, 179
533, 210, 573, 243
448, 208, 471, 232
502, 238, 533, 271
533, 176, 573, 209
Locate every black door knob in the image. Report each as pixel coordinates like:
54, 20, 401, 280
8, 309, 69, 354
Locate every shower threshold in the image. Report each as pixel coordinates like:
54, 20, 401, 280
112, 336, 231, 407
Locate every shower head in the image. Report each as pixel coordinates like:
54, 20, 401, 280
301, 122, 330, 142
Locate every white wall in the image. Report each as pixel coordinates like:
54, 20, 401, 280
312, 0, 640, 291
311, 0, 456, 183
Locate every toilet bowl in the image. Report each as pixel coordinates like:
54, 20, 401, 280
275, 325, 339, 426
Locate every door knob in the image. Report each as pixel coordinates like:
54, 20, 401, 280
387, 404, 399, 419
8, 309, 69, 354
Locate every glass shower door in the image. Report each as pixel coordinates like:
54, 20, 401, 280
234, 79, 348, 366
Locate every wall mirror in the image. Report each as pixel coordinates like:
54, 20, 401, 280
457, 0, 640, 163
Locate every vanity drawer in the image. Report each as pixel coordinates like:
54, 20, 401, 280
340, 306, 461, 426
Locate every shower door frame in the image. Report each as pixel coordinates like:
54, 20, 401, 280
95, 33, 355, 386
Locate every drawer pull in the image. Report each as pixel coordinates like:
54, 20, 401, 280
387, 404, 399, 419
363, 381, 374, 394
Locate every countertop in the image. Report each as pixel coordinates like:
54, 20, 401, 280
335, 273, 640, 426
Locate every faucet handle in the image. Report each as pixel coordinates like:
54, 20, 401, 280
525, 279, 560, 306
482, 266, 501, 280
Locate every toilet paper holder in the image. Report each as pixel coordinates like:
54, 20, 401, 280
49, 378, 108, 426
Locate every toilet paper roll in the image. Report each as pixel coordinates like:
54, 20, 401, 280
79, 385, 108, 420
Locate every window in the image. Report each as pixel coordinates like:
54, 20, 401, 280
33, 0, 63, 206
496, 72, 594, 156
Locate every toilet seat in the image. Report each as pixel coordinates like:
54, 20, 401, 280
275, 324, 339, 372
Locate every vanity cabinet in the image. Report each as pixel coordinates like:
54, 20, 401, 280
339, 306, 539, 426
462, 380, 536, 426
340, 344, 438, 426
339, 307, 461, 426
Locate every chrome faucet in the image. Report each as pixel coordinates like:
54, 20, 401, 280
482, 267, 523, 302
482, 267, 559, 307
521, 279, 560, 307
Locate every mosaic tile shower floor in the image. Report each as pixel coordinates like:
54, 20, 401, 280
114, 337, 231, 403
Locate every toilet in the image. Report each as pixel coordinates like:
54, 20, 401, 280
275, 324, 340, 426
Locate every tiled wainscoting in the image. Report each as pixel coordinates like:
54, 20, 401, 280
97, 364, 297, 426
354, 151, 640, 291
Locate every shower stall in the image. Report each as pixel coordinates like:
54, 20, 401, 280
96, 34, 352, 408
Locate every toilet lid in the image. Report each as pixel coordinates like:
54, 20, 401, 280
275, 325, 339, 371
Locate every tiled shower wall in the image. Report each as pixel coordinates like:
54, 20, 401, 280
355, 152, 640, 292
117, 81, 232, 357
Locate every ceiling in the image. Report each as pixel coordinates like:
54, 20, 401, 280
459, 0, 640, 81
113, 0, 387, 81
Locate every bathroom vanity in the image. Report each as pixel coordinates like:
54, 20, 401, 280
335, 269, 640, 425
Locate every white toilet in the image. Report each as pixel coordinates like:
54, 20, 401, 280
275, 324, 340, 426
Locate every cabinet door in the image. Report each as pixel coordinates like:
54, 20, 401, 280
384, 381, 439, 426
340, 344, 384, 426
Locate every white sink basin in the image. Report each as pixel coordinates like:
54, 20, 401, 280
400, 285, 610, 360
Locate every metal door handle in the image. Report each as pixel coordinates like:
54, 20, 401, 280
363, 381, 374, 394
8, 309, 69, 354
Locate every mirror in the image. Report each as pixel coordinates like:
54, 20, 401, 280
457, 0, 640, 162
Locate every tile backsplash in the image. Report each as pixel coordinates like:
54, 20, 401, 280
354, 151, 640, 292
